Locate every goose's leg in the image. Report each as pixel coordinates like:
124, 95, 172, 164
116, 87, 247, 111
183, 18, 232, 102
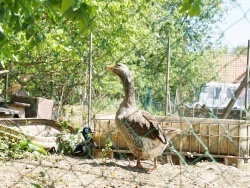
135, 153, 143, 168
154, 158, 157, 169
131, 148, 143, 169
148, 158, 157, 171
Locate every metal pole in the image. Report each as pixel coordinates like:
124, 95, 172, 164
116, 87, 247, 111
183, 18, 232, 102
88, 33, 93, 127
179, 36, 186, 107
245, 40, 250, 110
166, 36, 171, 115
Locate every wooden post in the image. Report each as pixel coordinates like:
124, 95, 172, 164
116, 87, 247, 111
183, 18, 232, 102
88, 33, 93, 127
179, 36, 186, 108
166, 36, 171, 115
244, 40, 250, 110
222, 75, 247, 119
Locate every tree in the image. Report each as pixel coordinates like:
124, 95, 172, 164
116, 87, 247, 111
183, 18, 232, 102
0, 0, 96, 105
0, 0, 232, 110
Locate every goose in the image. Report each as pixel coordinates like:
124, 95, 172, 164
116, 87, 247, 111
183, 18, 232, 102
106, 63, 180, 170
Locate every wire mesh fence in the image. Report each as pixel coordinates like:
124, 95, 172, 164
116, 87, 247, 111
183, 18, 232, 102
0, 0, 250, 187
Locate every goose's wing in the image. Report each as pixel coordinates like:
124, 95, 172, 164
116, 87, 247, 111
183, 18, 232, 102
123, 109, 166, 143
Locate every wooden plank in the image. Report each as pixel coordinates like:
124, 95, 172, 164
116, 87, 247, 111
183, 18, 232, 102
94, 115, 249, 125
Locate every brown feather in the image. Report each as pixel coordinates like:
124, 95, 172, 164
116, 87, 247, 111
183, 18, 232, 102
123, 110, 167, 143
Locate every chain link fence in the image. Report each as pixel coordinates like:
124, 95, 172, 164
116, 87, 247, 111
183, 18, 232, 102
0, 0, 250, 187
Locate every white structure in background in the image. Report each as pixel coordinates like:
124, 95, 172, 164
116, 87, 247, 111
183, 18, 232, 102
196, 82, 250, 109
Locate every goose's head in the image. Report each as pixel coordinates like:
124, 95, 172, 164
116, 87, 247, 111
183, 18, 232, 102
106, 63, 130, 75
106, 63, 133, 83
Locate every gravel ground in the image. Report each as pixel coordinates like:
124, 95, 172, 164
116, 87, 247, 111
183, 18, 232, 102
0, 155, 249, 188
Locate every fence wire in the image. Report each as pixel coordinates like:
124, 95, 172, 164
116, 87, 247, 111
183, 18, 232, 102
0, 0, 250, 187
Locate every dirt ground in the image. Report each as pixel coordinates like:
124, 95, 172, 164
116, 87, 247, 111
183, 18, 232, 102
0, 154, 249, 188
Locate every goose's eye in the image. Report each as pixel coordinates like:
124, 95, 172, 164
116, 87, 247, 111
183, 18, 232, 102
115, 63, 121, 68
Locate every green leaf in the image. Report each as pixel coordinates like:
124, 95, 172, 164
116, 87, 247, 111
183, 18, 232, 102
71, 0, 81, 11
63, 7, 81, 20
26, 25, 35, 40
179, 0, 201, 17
189, 2, 200, 17
78, 19, 89, 34
193, 0, 201, 16
61, 0, 73, 13
47, 0, 61, 9
9, 1, 19, 14
35, 33, 44, 43
28, 142, 47, 155
189, 5, 195, 17
39, 171, 45, 178
179, 2, 191, 13
10, 14, 22, 32
27, 37, 36, 50
85, 4, 97, 16
19, 140, 47, 155
194, 5, 200, 16
19, 140, 28, 149
25, 15, 35, 25
31, 183, 42, 188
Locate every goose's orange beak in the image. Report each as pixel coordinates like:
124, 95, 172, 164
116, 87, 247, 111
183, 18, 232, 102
106, 64, 115, 71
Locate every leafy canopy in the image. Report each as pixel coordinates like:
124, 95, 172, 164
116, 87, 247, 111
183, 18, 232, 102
0, 0, 230, 110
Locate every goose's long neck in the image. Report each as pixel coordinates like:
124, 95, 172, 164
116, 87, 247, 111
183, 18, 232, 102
119, 73, 136, 108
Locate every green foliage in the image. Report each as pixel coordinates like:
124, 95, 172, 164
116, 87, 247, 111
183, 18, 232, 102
179, 0, 201, 17
0, 0, 232, 114
101, 137, 113, 163
19, 140, 47, 155
60, 120, 72, 130
0, 126, 84, 161
0, 135, 23, 159
0, 135, 46, 159
56, 130, 80, 155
